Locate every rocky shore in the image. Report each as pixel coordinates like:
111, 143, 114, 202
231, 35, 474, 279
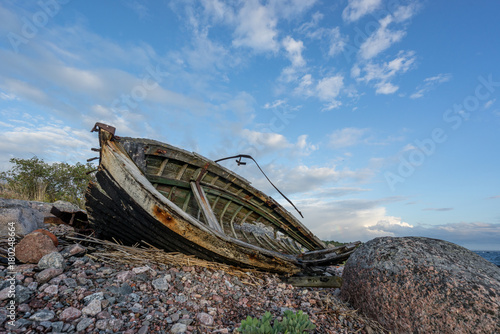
0, 225, 387, 334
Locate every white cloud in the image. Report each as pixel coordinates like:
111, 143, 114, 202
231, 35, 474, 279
269, 0, 317, 19
328, 127, 369, 149
184, 30, 232, 72
375, 81, 399, 94
297, 198, 406, 242
342, 0, 382, 23
240, 129, 318, 158
282, 36, 306, 68
297, 11, 324, 39
241, 129, 292, 151
410, 73, 452, 99
297, 13, 346, 57
316, 75, 344, 101
359, 20, 405, 60
263, 99, 286, 109
250, 164, 365, 196
232, 1, 279, 52
1, 79, 49, 105
293, 73, 344, 110
358, 3, 420, 60
0, 91, 17, 100
200, 0, 235, 23
328, 27, 347, 57
294, 74, 314, 96
0, 119, 96, 166
354, 50, 416, 94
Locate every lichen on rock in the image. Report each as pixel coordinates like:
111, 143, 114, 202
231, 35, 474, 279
340, 236, 500, 334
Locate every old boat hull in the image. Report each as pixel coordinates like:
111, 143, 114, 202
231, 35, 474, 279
85, 123, 357, 274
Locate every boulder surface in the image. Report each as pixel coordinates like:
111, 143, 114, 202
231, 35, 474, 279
15, 232, 58, 264
340, 236, 500, 334
0, 199, 52, 237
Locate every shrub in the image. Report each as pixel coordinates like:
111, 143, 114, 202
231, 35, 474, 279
238, 310, 316, 334
0, 156, 95, 208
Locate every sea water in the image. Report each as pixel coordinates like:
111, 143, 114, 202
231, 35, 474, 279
473, 250, 500, 267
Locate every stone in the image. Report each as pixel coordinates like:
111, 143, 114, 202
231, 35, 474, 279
82, 298, 102, 316
29, 309, 55, 321
197, 312, 214, 326
152, 277, 170, 291
63, 277, 78, 288
0, 287, 11, 301
59, 307, 82, 321
61, 243, 86, 258
38, 251, 66, 270
170, 323, 187, 333
32, 229, 58, 246
137, 321, 150, 334
43, 284, 58, 295
116, 270, 135, 282
120, 282, 133, 295
15, 232, 57, 264
96, 318, 124, 331
15, 285, 34, 304
340, 236, 500, 334
76, 317, 94, 332
0, 199, 53, 237
132, 266, 150, 274
6, 318, 32, 331
51, 321, 64, 332
83, 292, 104, 304
35, 268, 63, 284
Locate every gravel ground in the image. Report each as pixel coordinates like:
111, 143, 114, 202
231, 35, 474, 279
0, 226, 388, 333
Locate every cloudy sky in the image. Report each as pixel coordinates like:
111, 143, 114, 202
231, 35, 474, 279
1, 0, 499, 250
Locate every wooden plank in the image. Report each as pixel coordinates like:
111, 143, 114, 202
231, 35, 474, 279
167, 186, 177, 200
220, 200, 233, 233
157, 158, 169, 176
147, 174, 314, 250
229, 205, 244, 238
190, 181, 223, 233
176, 163, 188, 180
181, 190, 192, 212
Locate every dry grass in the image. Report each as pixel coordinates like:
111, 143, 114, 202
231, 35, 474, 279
66, 234, 266, 283
0, 181, 48, 202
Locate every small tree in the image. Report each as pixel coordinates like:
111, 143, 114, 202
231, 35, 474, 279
0, 156, 95, 208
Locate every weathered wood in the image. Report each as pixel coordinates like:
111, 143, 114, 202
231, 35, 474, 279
190, 181, 223, 233
86, 124, 356, 274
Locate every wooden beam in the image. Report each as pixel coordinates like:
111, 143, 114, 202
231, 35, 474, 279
190, 181, 224, 233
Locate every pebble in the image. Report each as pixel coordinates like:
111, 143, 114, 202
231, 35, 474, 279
82, 298, 102, 316
35, 268, 63, 284
0, 226, 382, 333
37, 251, 66, 270
29, 309, 55, 321
76, 317, 94, 331
152, 277, 170, 290
59, 307, 82, 321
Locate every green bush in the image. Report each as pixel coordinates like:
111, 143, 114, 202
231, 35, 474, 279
238, 310, 316, 334
0, 156, 95, 208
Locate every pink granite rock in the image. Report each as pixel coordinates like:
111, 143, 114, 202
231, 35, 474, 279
59, 307, 82, 322
15, 232, 58, 264
340, 237, 500, 334
35, 268, 63, 284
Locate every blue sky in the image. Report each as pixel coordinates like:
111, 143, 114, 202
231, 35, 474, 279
1, 0, 499, 250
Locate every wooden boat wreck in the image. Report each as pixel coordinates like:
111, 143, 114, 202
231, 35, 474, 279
85, 123, 358, 275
